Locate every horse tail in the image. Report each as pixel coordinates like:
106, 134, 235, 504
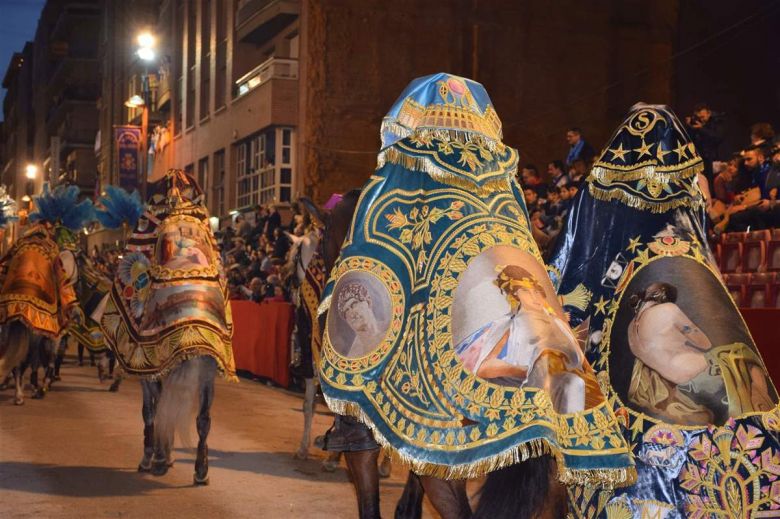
0, 321, 30, 379
473, 455, 564, 519
154, 356, 216, 448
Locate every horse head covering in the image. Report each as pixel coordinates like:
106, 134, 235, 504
548, 103, 780, 518
0, 184, 89, 338
318, 73, 633, 484
98, 170, 236, 380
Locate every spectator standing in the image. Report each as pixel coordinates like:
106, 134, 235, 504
565, 127, 596, 166
265, 204, 282, 240
685, 103, 725, 187
272, 227, 290, 261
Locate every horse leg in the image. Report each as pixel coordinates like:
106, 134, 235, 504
419, 476, 471, 519
30, 337, 45, 399
54, 336, 67, 381
109, 365, 124, 392
13, 366, 25, 406
322, 451, 342, 472
295, 377, 316, 459
139, 378, 160, 472
345, 449, 381, 519
97, 351, 109, 382
194, 370, 216, 485
41, 337, 56, 393
394, 472, 424, 519
378, 452, 392, 478
77, 343, 84, 366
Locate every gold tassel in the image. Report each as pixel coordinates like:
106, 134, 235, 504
323, 394, 636, 487
560, 284, 593, 312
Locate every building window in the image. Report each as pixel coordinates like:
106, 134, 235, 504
215, 0, 227, 109
235, 127, 295, 209
185, 0, 197, 128
213, 149, 225, 217
199, 0, 211, 120
174, 0, 185, 134
198, 156, 209, 206
184, 163, 194, 176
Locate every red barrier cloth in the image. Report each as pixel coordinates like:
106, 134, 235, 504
230, 300, 293, 387
741, 308, 780, 383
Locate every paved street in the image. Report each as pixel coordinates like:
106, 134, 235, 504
0, 359, 432, 518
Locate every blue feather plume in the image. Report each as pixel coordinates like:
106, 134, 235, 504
29, 184, 95, 230
95, 185, 145, 229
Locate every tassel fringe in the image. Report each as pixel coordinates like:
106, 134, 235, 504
377, 147, 513, 198
323, 394, 636, 488
588, 183, 705, 214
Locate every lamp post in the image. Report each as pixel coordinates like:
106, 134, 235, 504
125, 31, 156, 200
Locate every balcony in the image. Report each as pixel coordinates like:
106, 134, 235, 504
235, 57, 298, 97
47, 54, 99, 93
49, 3, 100, 42
236, 0, 299, 46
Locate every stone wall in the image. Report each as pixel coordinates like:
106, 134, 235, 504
299, 0, 678, 203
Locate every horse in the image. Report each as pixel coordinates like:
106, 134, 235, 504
1, 321, 58, 405
0, 226, 77, 405
318, 190, 570, 519
137, 356, 217, 485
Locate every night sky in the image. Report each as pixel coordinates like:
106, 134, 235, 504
0, 0, 46, 121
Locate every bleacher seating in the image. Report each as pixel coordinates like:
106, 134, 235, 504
717, 230, 780, 308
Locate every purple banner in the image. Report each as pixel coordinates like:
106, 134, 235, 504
115, 126, 141, 191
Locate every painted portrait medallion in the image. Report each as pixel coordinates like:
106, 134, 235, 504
608, 255, 777, 426
328, 271, 393, 359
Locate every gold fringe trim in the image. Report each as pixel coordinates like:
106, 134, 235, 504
590, 162, 703, 184
317, 294, 332, 317
377, 147, 513, 198
588, 183, 705, 214
323, 395, 636, 488
382, 122, 504, 153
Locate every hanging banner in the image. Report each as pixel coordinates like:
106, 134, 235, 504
115, 126, 141, 191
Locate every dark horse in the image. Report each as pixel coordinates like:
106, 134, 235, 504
318, 191, 567, 519
1, 321, 58, 405
136, 356, 217, 485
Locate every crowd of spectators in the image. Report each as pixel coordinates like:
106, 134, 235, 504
88, 108, 779, 289
519, 110, 780, 253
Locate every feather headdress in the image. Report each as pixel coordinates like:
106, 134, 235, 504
95, 185, 145, 230
29, 184, 95, 230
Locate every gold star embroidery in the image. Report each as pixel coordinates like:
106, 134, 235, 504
633, 140, 654, 159
627, 235, 642, 253
609, 143, 629, 162
673, 140, 688, 161
594, 296, 608, 316
656, 144, 671, 164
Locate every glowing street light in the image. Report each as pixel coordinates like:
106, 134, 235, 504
21, 195, 31, 202
25, 164, 38, 179
124, 94, 146, 108
136, 32, 156, 62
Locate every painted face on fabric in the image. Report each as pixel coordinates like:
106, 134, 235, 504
512, 286, 547, 313
343, 298, 376, 333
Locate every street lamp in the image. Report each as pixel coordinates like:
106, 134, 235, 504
130, 31, 156, 200
25, 164, 38, 180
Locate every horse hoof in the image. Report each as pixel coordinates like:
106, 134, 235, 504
108, 380, 121, 392
138, 459, 152, 473
193, 474, 209, 486
32, 389, 45, 399
321, 460, 339, 472
151, 463, 169, 477
293, 447, 308, 460
53, 375, 61, 382
13, 398, 24, 406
